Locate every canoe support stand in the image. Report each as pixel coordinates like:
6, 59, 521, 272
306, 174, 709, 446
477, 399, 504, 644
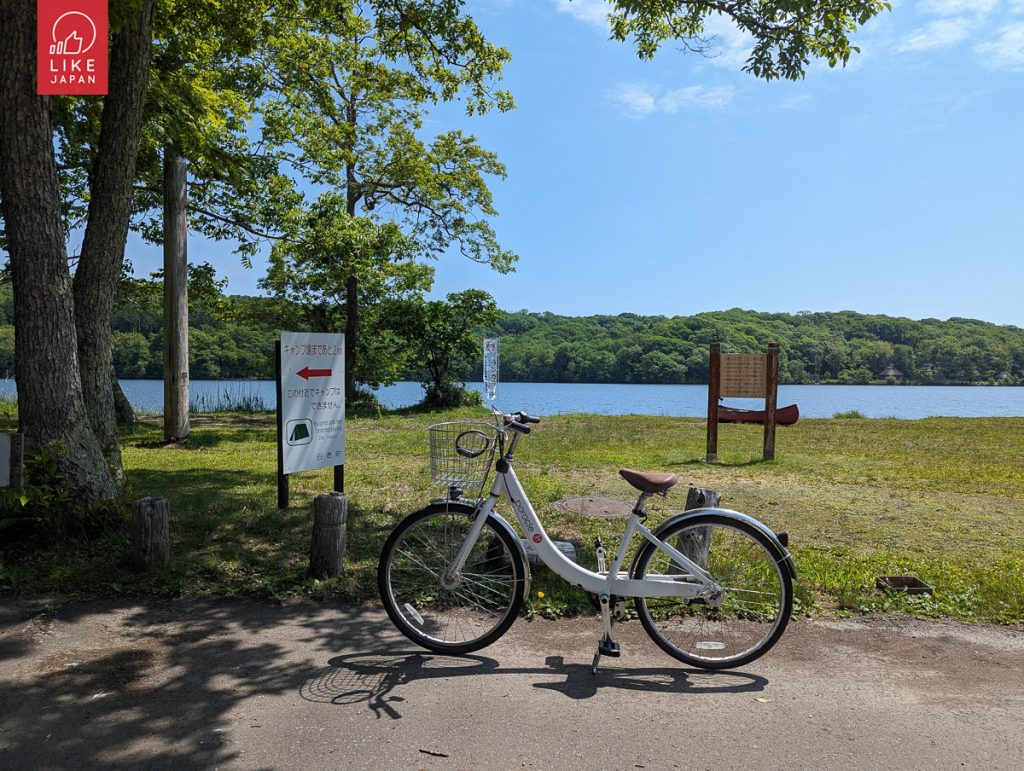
706, 342, 780, 462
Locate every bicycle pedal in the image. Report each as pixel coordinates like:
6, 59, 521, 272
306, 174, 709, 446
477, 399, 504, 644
598, 638, 621, 658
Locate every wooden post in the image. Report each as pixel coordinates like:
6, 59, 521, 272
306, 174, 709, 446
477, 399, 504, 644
132, 497, 170, 570
163, 153, 189, 442
706, 343, 721, 462
0, 433, 24, 488
678, 487, 721, 566
310, 492, 347, 578
763, 343, 780, 461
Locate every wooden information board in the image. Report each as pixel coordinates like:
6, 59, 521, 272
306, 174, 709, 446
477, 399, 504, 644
720, 354, 768, 398
706, 343, 780, 462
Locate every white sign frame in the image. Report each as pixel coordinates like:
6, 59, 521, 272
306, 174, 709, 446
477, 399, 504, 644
278, 332, 345, 475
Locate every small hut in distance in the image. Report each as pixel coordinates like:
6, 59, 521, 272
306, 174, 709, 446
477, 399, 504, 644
878, 366, 905, 382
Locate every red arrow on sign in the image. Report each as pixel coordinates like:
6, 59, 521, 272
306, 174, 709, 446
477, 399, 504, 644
297, 366, 333, 380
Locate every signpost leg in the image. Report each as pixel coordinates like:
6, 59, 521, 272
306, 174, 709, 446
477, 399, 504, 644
276, 340, 288, 509
706, 343, 721, 462
334, 464, 344, 494
763, 343, 779, 461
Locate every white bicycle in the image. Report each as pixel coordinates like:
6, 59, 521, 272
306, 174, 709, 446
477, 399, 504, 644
378, 411, 796, 672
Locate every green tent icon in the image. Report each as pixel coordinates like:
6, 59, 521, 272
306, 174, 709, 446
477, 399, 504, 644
287, 419, 312, 445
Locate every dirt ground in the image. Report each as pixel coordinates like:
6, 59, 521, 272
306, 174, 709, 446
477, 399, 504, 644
1, 598, 1022, 769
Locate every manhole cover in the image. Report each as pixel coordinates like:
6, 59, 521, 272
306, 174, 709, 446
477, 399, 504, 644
554, 497, 633, 518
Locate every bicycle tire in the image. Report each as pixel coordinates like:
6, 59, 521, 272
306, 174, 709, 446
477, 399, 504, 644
632, 513, 793, 670
378, 501, 527, 655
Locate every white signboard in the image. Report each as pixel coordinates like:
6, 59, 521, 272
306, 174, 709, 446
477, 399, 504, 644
279, 332, 345, 475
484, 338, 499, 402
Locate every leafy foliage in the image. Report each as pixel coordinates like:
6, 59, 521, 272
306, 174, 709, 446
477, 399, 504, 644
0, 443, 127, 551
394, 289, 499, 407
608, 0, 892, 79
483, 308, 1024, 385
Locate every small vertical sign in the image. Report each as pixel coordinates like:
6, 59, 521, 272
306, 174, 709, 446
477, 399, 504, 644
37, 0, 109, 95
483, 338, 499, 402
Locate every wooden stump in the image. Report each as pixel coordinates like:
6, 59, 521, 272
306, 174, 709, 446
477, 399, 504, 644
132, 497, 170, 571
310, 493, 347, 578
678, 487, 721, 567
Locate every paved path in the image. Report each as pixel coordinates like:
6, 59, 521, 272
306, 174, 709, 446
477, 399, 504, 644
1, 599, 1022, 769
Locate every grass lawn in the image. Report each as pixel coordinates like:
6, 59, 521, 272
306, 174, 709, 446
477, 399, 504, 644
3, 409, 1024, 624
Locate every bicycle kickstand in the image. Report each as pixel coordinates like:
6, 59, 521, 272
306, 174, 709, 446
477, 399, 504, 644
592, 592, 620, 674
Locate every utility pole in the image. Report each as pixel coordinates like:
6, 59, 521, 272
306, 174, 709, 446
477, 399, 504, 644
163, 152, 189, 441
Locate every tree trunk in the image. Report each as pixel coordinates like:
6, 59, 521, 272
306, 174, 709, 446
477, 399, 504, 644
112, 368, 137, 426
345, 273, 358, 400
344, 113, 359, 402
0, 1, 115, 498
73, 0, 155, 485
163, 153, 190, 441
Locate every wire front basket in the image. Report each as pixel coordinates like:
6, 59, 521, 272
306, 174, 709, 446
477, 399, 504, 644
429, 421, 499, 497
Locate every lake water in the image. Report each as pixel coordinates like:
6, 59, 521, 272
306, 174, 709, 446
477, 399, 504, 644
3, 379, 1017, 419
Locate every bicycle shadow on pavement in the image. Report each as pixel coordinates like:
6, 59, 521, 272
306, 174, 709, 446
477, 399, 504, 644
300, 651, 768, 719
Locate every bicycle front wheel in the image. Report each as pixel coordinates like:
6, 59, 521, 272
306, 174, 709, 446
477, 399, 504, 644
378, 502, 527, 655
632, 514, 793, 670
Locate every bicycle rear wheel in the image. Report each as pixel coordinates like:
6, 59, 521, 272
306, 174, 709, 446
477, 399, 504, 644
632, 514, 793, 669
378, 502, 527, 654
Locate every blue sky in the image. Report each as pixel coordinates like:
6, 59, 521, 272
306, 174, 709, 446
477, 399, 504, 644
132, 0, 1024, 325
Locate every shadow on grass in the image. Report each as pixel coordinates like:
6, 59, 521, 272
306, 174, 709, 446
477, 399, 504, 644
129, 427, 274, 451
673, 458, 775, 468
125, 468, 270, 512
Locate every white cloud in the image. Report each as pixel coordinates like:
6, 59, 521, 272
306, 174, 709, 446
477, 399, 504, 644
609, 84, 657, 116
700, 13, 755, 70
895, 18, 971, 52
658, 85, 735, 111
976, 22, 1024, 69
780, 93, 814, 110
553, 0, 610, 29
608, 83, 735, 116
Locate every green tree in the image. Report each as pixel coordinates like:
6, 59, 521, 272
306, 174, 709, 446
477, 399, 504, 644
112, 332, 152, 378
263, 196, 430, 392
610, 0, 891, 79
257, 0, 516, 399
397, 290, 499, 408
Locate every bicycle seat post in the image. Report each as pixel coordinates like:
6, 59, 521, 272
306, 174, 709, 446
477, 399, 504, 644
632, 493, 650, 519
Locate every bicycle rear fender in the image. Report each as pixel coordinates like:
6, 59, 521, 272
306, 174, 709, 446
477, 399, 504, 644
644, 507, 798, 579
429, 498, 533, 599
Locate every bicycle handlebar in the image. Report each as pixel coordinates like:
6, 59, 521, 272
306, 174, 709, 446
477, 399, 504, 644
503, 410, 541, 426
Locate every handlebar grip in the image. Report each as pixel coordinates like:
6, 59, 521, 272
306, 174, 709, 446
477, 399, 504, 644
519, 412, 541, 424
508, 421, 531, 434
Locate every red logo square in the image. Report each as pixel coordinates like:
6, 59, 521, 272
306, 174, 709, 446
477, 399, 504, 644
37, 0, 108, 95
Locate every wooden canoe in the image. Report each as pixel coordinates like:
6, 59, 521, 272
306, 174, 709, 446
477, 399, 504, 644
718, 403, 799, 426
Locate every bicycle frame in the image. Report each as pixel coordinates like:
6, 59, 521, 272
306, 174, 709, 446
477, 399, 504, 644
451, 461, 718, 601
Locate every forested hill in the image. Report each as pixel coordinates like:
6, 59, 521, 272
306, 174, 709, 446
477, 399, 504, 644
0, 282, 1020, 385
484, 308, 1024, 386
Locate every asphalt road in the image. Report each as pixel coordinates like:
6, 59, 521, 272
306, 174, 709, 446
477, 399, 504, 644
2, 599, 1022, 769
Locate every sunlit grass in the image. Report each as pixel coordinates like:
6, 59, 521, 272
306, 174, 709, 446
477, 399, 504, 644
4, 409, 1024, 623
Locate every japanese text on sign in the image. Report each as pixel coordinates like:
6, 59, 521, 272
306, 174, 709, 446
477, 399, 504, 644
484, 338, 499, 402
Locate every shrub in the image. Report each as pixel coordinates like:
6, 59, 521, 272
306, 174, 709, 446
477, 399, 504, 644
0, 442, 128, 553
